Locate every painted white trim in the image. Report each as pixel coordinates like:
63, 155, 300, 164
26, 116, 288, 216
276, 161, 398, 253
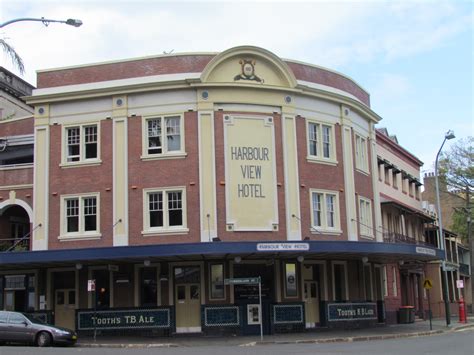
216, 104, 281, 114
32, 125, 49, 251
198, 110, 217, 242
0, 198, 33, 222
305, 118, 338, 164
340, 119, 357, 241
59, 192, 101, 240
282, 115, 302, 241
142, 186, 188, 234
60, 121, 101, 166
141, 113, 186, 158
113, 117, 129, 246
32, 73, 202, 97
309, 189, 341, 234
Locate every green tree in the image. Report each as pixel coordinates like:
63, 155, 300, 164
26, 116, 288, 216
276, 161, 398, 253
1, 38, 25, 74
439, 136, 473, 239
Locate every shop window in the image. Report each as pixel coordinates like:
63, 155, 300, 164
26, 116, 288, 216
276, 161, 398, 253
332, 262, 348, 301
93, 269, 110, 309
143, 115, 184, 158
358, 197, 373, 238
310, 189, 341, 233
143, 188, 188, 234
306, 120, 336, 162
5, 275, 25, 289
284, 262, 298, 298
209, 263, 225, 300
63, 124, 99, 164
140, 267, 158, 307
174, 266, 200, 284
355, 134, 369, 173
60, 194, 100, 239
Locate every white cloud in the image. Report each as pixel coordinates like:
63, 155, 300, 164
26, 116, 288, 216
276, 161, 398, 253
1, 0, 471, 86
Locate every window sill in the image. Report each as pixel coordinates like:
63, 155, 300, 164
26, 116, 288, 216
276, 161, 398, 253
360, 234, 375, 240
310, 228, 343, 235
355, 167, 370, 176
59, 160, 102, 168
142, 228, 189, 236
306, 156, 338, 166
141, 152, 188, 161
58, 233, 102, 241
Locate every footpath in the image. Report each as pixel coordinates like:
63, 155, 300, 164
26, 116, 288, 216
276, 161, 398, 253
77, 316, 474, 348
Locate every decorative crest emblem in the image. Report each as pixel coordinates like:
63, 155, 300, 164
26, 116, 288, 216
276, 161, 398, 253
234, 59, 263, 83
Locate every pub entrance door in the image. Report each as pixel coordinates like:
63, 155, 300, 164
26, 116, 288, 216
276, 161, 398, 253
174, 266, 201, 333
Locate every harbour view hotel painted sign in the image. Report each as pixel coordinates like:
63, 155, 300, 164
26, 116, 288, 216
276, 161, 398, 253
224, 115, 278, 231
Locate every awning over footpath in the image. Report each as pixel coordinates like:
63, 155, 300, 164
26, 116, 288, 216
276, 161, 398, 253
0, 241, 444, 269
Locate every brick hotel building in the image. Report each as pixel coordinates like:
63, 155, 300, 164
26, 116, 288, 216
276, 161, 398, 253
0, 47, 447, 335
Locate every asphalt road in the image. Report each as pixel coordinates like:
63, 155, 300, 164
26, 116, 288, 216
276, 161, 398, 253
0, 329, 472, 355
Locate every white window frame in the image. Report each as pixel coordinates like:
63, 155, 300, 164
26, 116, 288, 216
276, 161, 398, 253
142, 187, 189, 235
305, 119, 337, 164
358, 196, 374, 238
61, 123, 101, 166
141, 114, 186, 160
59, 192, 101, 240
309, 189, 342, 234
355, 133, 369, 173
331, 261, 349, 301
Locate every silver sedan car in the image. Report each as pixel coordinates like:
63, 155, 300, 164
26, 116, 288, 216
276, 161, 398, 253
0, 311, 77, 347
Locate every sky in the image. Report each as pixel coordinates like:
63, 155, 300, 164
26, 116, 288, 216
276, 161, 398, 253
1, 0, 473, 172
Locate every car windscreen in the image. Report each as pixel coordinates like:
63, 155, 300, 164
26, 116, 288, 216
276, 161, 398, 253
23, 313, 47, 325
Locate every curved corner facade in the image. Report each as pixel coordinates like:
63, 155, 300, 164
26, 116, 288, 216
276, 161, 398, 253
0, 46, 447, 335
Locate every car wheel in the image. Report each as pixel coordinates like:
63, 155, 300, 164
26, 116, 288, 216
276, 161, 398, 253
36, 332, 52, 347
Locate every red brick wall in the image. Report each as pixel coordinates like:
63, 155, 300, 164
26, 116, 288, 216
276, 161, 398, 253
0, 167, 33, 187
36, 56, 369, 106
286, 62, 370, 105
48, 120, 114, 249
297, 120, 348, 241
353, 131, 375, 240
127, 111, 200, 245
0, 117, 34, 136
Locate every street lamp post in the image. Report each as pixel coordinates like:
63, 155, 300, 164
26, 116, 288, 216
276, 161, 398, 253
434, 129, 455, 327
0, 17, 82, 28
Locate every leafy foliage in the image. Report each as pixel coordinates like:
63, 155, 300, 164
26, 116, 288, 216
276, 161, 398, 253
0, 38, 25, 74
439, 136, 473, 241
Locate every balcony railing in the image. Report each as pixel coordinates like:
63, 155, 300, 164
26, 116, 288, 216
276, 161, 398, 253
0, 236, 30, 252
459, 263, 470, 276
383, 232, 428, 246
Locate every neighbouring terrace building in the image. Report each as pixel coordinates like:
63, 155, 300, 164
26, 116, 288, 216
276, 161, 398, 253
0, 47, 449, 336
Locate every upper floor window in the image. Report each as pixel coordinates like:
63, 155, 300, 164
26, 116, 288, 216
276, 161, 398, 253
355, 134, 369, 173
358, 196, 373, 238
143, 115, 184, 159
392, 171, 398, 189
307, 120, 336, 163
143, 187, 188, 235
60, 193, 101, 240
310, 189, 341, 233
64, 124, 99, 164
